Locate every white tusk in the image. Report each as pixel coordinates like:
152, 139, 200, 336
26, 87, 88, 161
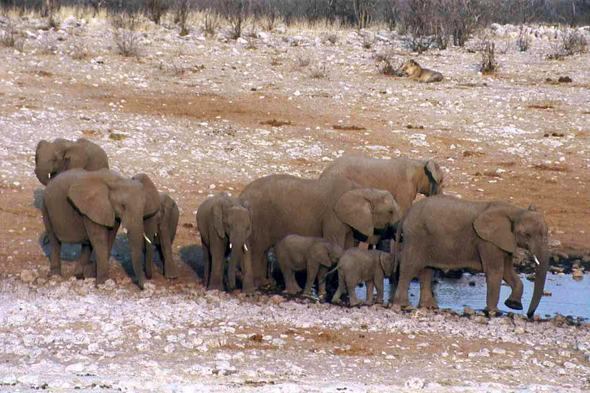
229, 243, 233, 249
143, 233, 152, 245
533, 255, 540, 266
243, 244, 248, 252
124, 228, 128, 234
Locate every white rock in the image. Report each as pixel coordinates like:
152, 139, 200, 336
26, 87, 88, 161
405, 377, 425, 389
179, 383, 210, 393
65, 362, 85, 373
2, 374, 17, 385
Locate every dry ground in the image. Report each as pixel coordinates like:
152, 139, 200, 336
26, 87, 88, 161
1, 12, 590, 392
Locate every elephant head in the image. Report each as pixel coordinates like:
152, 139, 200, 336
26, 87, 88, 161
419, 159, 445, 197
307, 241, 345, 268
334, 188, 402, 242
213, 197, 253, 289
379, 252, 394, 277
474, 203, 550, 318
35, 139, 78, 185
67, 170, 161, 288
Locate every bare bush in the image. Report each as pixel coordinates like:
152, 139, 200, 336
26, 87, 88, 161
309, 63, 327, 79
114, 29, 140, 57
70, 40, 88, 60
362, 34, 375, 49
294, 54, 311, 69
222, 0, 247, 40
325, 33, 338, 45
38, 35, 58, 55
145, 0, 168, 25
480, 41, 497, 74
353, 0, 377, 30
109, 12, 139, 31
0, 21, 17, 48
174, 0, 192, 36
561, 30, 587, 55
516, 27, 530, 52
375, 48, 402, 76
203, 12, 220, 36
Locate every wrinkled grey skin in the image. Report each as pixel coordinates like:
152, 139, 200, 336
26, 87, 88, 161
35, 138, 109, 186
330, 248, 394, 306
133, 175, 179, 281
275, 234, 345, 297
392, 195, 550, 318
320, 155, 444, 213
239, 175, 402, 288
197, 192, 254, 293
42, 169, 160, 289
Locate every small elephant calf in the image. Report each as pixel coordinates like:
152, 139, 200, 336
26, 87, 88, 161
330, 248, 394, 306
275, 234, 344, 298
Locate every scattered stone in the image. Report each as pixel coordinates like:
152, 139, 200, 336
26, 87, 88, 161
573, 269, 584, 280
405, 377, 425, 389
463, 306, 475, 316
20, 270, 36, 283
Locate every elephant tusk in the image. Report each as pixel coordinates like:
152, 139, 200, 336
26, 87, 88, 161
229, 243, 233, 249
243, 244, 248, 252
533, 255, 540, 266
143, 233, 152, 245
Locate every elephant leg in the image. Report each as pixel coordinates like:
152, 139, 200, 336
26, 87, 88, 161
418, 268, 438, 309
392, 253, 422, 308
331, 272, 345, 304
366, 280, 375, 304
302, 261, 318, 296
84, 221, 110, 286
241, 249, 254, 294
227, 258, 237, 291
252, 247, 270, 288
314, 267, 329, 298
73, 244, 92, 279
42, 205, 62, 277
375, 273, 385, 304
158, 225, 178, 280
202, 243, 211, 287
503, 256, 524, 310
145, 241, 154, 280
208, 252, 226, 291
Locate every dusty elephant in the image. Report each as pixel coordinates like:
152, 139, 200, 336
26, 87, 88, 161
35, 138, 109, 186
239, 175, 402, 288
133, 174, 180, 280
330, 248, 394, 306
196, 192, 254, 293
275, 234, 344, 297
320, 155, 444, 213
42, 169, 160, 288
392, 195, 550, 318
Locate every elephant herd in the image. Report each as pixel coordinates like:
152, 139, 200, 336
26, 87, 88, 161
34, 137, 550, 318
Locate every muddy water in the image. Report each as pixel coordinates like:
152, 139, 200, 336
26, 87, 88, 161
355, 273, 590, 320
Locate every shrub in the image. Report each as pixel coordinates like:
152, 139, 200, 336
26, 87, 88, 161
0, 21, 17, 48
362, 34, 375, 49
70, 40, 88, 60
480, 41, 497, 74
110, 12, 139, 31
114, 30, 140, 57
516, 27, 530, 52
145, 0, 168, 25
375, 48, 402, 76
309, 63, 327, 79
561, 29, 587, 55
203, 12, 219, 36
295, 54, 311, 68
38, 35, 58, 55
221, 0, 247, 39
174, 0, 192, 36
326, 33, 338, 45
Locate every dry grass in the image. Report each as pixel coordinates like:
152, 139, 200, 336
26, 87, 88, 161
113, 29, 141, 57
480, 41, 498, 74
309, 63, 328, 79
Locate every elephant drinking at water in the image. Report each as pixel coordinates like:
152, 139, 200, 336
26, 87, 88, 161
392, 195, 550, 318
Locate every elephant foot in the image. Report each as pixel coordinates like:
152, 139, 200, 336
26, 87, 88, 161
484, 308, 502, 318
504, 299, 523, 310
283, 287, 302, 296
164, 274, 178, 280
48, 268, 61, 277
418, 302, 439, 310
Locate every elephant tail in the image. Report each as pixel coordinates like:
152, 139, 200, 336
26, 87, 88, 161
319, 265, 340, 285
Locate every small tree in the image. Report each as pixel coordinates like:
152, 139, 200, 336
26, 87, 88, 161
174, 0, 192, 35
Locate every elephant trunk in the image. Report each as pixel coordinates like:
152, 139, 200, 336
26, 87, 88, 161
126, 223, 147, 290
526, 244, 550, 318
35, 167, 50, 186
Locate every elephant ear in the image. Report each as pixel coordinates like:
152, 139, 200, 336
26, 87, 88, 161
132, 173, 161, 217
212, 202, 226, 239
473, 207, 516, 254
334, 189, 374, 238
63, 143, 88, 171
307, 242, 333, 268
68, 177, 115, 228
424, 160, 442, 195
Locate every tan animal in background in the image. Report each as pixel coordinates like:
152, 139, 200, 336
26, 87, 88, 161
401, 59, 443, 83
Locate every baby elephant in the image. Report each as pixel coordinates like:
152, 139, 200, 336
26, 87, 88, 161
401, 59, 443, 83
275, 234, 344, 298
330, 248, 394, 306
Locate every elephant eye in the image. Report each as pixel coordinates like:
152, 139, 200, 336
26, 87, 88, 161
121, 204, 126, 211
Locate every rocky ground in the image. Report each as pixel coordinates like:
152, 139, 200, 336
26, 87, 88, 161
1, 10, 590, 392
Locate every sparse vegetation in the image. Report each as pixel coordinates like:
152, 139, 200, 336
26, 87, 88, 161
0, 21, 18, 49
203, 12, 219, 36
375, 48, 401, 76
294, 54, 311, 69
516, 27, 530, 52
362, 34, 375, 49
560, 29, 587, 55
70, 40, 88, 60
479, 41, 497, 74
38, 35, 58, 54
174, 0, 192, 36
113, 29, 140, 57
325, 33, 338, 45
309, 63, 327, 79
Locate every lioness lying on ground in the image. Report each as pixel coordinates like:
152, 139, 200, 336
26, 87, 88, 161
401, 59, 443, 83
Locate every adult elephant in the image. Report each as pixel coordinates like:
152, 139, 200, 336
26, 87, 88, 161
320, 155, 444, 212
392, 195, 550, 318
134, 173, 180, 281
42, 169, 160, 289
239, 175, 402, 288
197, 193, 253, 293
35, 138, 109, 186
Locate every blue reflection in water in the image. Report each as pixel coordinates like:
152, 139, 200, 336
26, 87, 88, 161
354, 273, 590, 319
